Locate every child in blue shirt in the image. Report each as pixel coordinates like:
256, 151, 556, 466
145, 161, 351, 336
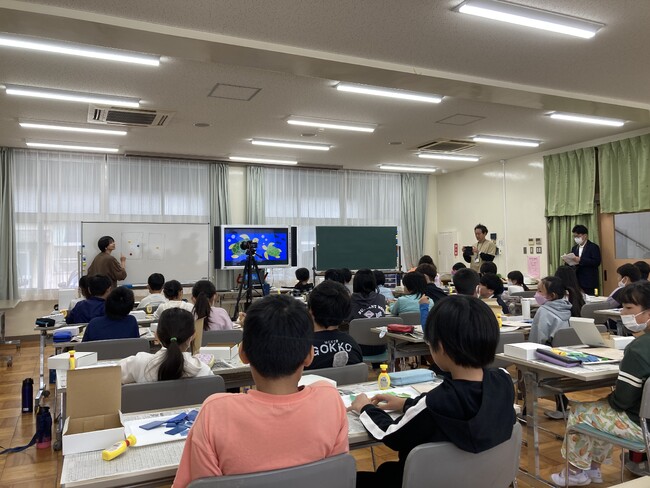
82, 286, 139, 341
66, 274, 111, 324
390, 272, 433, 315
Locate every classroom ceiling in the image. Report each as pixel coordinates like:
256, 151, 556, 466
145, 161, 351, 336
0, 0, 649, 173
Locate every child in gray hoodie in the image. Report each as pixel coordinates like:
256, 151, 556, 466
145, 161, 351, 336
529, 276, 573, 345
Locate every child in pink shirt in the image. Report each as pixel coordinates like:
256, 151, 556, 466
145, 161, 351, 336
173, 295, 349, 487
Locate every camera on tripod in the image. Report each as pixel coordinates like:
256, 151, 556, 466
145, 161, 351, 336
240, 240, 257, 253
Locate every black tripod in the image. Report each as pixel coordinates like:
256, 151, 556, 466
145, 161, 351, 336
232, 243, 268, 320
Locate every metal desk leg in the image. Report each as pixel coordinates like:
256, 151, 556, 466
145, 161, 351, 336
34, 330, 49, 409
0, 311, 20, 366
387, 338, 397, 372
523, 370, 541, 477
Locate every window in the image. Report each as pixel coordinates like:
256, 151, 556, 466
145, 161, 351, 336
614, 211, 650, 259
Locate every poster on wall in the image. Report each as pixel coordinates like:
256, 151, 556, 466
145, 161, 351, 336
527, 256, 541, 279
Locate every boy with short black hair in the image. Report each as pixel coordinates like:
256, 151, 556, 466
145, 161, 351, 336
307, 280, 363, 370
293, 267, 313, 294
82, 286, 139, 341
174, 294, 349, 486
351, 295, 516, 488
479, 261, 498, 276
451, 268, 480, 296
137, 273, 167, 310
416, 263, 448, 302
66, 274, 111, 324
479, 273, 509, 314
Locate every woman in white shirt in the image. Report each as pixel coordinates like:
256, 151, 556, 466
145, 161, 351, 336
192, 280, 234, 331
153, 279, 194, 319
120, 308, 212, 384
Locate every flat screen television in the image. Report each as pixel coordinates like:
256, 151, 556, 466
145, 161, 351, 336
216, 225, 292, 269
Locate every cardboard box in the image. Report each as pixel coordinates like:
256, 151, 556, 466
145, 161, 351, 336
129, 310, 146, 320
200, 344, 239, 361
62, 366, 124, 455
504, 342, 551, 360
48, 351, 97, 370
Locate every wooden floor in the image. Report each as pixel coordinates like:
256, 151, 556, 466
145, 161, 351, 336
0, 342, 644, 487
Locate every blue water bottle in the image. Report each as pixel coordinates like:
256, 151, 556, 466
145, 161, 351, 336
21, 378, 34, 413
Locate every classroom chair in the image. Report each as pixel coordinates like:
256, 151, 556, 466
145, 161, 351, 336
565, 379, 650, 485
186, 453, 356, 488
121, 375, 225, 413
202, 329, 243, 347
489, 330, 526, 369
75, 337, 150, 360
398, 311, 421, 325
401, 422, 522, 488
302, 362, 369, 386
349, 317, 401, 365
580, 301, 613, 324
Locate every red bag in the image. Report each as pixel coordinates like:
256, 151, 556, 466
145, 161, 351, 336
387, 324, 414, 333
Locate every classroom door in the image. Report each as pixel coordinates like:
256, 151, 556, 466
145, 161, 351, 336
599, 212, 650, 296
437, 231, 457, 275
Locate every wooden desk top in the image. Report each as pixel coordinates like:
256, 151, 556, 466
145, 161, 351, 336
496, 351, 620, 382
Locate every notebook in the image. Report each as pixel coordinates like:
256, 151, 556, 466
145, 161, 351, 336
570, 317, 606, 347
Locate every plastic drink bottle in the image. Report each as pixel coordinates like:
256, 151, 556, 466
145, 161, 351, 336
21, 378, 34, 413
378, 364, 391, 390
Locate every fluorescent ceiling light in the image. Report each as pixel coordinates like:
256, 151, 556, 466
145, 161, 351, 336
472, 134, 540, 147
336, 82, 443, 104
229, 156, 298, 165
456, 0, 603, 39
26, 141, 119, 153
4, 84, 140, 108
0, 33, 160, 66
287, 116, 376, 133
19, 121, 127, 136
251, 138, 330, 151
379, 164, 437, 173
549, 112, 625, 127
418, 152, 480, 162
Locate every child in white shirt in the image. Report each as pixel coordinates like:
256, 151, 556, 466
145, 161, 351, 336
120, 307, 212, 384
154, 279, 194, 319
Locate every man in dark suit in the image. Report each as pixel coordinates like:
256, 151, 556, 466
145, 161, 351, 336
570, 224, 601, 295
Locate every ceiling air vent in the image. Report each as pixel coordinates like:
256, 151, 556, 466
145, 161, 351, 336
87, 106, 174, 127
417, 139, 476, 152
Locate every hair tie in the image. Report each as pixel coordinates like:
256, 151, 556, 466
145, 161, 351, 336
170, 337, 177, 342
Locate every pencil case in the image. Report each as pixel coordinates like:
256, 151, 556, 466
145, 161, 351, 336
535, 348, 582, 367
53, 330, 74, 342
388, 369, 434, 386
387, 324, 415, 333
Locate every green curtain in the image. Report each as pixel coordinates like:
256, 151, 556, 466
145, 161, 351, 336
0, 148, 19, 300
246, 166, 265, 225
210, 163, 234, 290
544, 148, 596, 217
544, 148, 599, 279
598, 134, 650, 213
400, 174, 428, 269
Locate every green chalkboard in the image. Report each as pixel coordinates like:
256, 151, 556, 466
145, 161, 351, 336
315, 226, 398, 271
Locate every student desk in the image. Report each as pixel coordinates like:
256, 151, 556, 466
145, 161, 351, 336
60, 380, 438, 488
499, 351, 620, 487
593, 308, 622, 322
0, 299, 21, 366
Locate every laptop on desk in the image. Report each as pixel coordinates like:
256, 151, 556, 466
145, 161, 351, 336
570, 317, 606, 347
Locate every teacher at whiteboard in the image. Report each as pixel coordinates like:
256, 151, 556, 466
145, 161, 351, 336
87, 235, 127, 289
462, 223, 497, 272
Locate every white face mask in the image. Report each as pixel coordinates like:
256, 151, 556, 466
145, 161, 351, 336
621, 311, 649, 333
507, 280, 513, 286
574, 237, 583, 245
619, 279, 627, 288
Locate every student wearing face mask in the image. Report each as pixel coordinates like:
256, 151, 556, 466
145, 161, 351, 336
552, 282, 650, 486
529, 276, 572, 345
608, 263, 642, 308
568, 225, 601, 296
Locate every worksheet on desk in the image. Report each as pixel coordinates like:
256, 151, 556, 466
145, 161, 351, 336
123, 411, 196, 447
339, 386, 420, 410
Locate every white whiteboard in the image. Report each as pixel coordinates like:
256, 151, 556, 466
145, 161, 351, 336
81, 222, 210, 285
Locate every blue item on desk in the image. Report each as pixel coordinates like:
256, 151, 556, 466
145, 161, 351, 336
388, 369, 435, 386
53, 330, 74, 342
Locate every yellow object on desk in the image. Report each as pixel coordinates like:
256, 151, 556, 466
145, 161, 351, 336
69, 350, 76, 370
102, 434, 136, 461
378, 364, 391, 390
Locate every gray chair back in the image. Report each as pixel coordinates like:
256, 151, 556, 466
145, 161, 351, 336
580, 301, 613, 324
349, 317, 403, 347
402, 422, 522, 488
302, 362, 369, 386
202, 329, 243, 346
510, 290, 536, 298
187, 453, 356, 488
489, 330, 526, 369
399, 311, 421, 325
121, 375, 225, 413
75, 337, 150, 360
552, 327, 581, 347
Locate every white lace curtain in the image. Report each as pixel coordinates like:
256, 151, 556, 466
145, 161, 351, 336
262, 167, 401, 286
12, 150, 209, 299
